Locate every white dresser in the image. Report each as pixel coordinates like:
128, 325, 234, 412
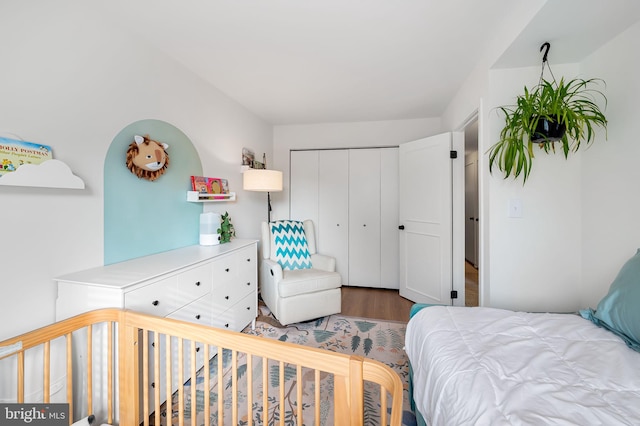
55, 239, 258, 329
54, 239, 258, 416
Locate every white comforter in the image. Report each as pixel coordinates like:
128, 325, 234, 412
405, 306, 640, 426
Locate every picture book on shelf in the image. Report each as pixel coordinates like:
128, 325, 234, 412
191, 176, 229, 197
0, 137, 53, 176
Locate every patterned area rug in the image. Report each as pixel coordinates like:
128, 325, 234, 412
160, 304, 416, 425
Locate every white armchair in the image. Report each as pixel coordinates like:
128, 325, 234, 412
260, 219, 342, 325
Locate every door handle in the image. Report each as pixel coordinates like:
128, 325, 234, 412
398, 225, 405, 230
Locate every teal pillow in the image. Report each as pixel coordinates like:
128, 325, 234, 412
270, 220, 313, 271
580, 249, 640, 352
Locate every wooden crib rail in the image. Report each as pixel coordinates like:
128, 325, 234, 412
1, 309, 403, 426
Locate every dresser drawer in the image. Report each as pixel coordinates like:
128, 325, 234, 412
211, 292, 257, 332
211, 280, 253, 313
236, 245, 257, 282
176, 263, 212, 306
212, 245, 257, 286
124, 277, 177, 316
168, 294, 213, 326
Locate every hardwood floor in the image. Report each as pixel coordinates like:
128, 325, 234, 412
341, 286, 414, 322
465, 261, 479, 307
341, 263, 479, 321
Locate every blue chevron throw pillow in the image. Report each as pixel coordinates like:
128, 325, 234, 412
270, 220, 312, 270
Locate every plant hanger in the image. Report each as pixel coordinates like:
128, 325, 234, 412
538, 42, 556, 86
488, 42, 608, 183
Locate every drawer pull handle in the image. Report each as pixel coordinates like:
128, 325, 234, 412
246, 306, 250, 310
151, 382, 155, 388
152, 300, 159, 306
225, 268, 230, 272
225, 323, 229, 328
195, 314, 201, 320
246, 282, 251, 286
246, 258, 251, 262
195, 281, 201, 286
225, 296, 230, 300
196, 347, 201, 352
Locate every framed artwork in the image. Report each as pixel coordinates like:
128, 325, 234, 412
242, 148, 254, 167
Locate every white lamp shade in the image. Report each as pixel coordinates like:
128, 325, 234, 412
243, 169, 283, 192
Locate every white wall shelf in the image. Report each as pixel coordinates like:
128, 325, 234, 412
0, 159, 85, 189
187, 191, 236, 202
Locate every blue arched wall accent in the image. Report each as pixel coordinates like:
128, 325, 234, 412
104, 119, 203, 265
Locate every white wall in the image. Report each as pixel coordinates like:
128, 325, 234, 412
0, 0, 271, 340
580, 21, 640, 308
485, 64, 584, 313
272, 118, 442, 220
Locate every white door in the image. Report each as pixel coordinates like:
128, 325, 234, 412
399, 133, 453, 304
380, 148, 399, 289
349, 149, 381, 287
318, 150, 349, 283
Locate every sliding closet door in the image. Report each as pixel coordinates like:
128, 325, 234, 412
349, 149, 382, 287
380, 148, 399, 289
318, 150, 349, 283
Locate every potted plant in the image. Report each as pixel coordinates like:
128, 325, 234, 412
489, 76, 608, 183
217, 211, 235, 243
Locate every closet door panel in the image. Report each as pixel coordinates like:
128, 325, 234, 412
380, 148, 400, 289
349, 149, 381, 287
318, 150, 349, 284
290, 150, 319, 224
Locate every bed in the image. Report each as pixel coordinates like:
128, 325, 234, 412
0, 308, 403, 425
405, 250, 640, 426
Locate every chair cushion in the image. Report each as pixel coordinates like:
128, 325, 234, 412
270, 220, 313, 270
278, 268, 342, 298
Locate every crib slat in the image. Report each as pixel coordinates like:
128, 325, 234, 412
153, 331, 160, 426
262, 356, 268, 426
178, 337, 184, 426
279, 360, 284, 426
107, 323, 114, 425
142, 331, 149, 425
232, 349, 238, 425
191, 340, 197, 426
17, 351, 24, 403
203, 344, 210, 426
66, 332, 73, 425
247, 354, 253, 426
296, 364, 302, 423
166, 334, 173, 422
349, 356, 364, 425
380, 383, 388, 425
87, 325, 93, 415
217, 346, 224, 425
315, 369, 320, 424
43, 341, 50, 403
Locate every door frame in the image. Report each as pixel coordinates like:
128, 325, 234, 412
452, 109, 481, 307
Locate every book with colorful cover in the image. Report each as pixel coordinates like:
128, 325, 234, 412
190, 176, 229, 198
0, 137, 53, 176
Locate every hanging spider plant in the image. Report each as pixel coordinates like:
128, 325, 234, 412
488, 44, 608, 183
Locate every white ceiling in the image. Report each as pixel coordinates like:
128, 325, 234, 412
96, 0, 640, 125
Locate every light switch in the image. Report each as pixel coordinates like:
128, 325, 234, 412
508, 198, 523, 218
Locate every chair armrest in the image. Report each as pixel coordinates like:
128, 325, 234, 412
311, 253, 336, 272
262, 258, 283, 282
